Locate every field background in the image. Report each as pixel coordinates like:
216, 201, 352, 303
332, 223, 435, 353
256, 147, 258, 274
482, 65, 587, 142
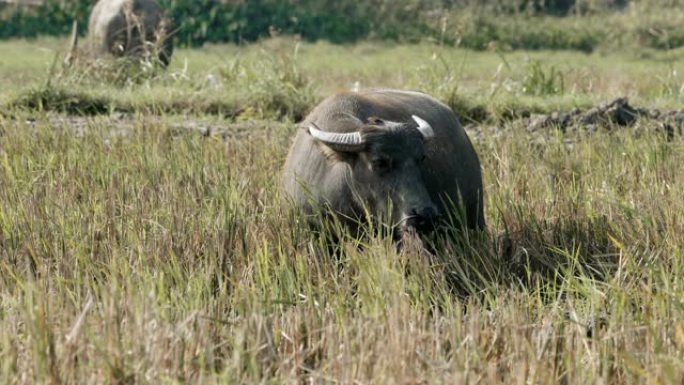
2, 0, 684, 384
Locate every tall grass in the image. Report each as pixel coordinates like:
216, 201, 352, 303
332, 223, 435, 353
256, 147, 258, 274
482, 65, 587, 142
2, 93, 684, 385
1, 37, 684, 383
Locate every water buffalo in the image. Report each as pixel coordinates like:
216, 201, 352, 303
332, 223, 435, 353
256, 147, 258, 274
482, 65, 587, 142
87, 0, 173, 66
282, 89, 485, 238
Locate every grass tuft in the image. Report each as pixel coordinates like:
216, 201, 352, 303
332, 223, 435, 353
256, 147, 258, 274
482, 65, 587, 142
9, 85, 114, 115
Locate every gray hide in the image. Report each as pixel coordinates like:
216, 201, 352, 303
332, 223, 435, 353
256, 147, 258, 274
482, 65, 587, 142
282, 89, 485, 237
88, 0, 173, 66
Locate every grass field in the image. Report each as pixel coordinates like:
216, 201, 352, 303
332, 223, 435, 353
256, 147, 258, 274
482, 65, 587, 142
1, 36, 684, 384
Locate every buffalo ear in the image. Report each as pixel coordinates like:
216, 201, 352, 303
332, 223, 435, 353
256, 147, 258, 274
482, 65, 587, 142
412, 115, 435, 140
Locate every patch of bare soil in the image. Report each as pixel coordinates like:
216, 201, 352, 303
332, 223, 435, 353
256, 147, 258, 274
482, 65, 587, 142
5, 98, 683, 143
466, 98, 684, 142
14, 113, 287, 141
525, 97, 683, 139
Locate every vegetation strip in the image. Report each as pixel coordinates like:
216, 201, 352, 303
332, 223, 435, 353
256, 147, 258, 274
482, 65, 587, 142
3, 1, 684, 52
2, 34, 684, 383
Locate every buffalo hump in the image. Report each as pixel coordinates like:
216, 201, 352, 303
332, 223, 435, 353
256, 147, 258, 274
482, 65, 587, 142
88, 0, 173, 66
282, 88, 485, 236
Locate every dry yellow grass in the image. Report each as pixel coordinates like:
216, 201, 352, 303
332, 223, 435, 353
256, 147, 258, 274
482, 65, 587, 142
1, 37, 684, 384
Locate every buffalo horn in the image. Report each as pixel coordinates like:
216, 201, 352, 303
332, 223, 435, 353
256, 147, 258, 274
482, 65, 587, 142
308, 122, 365, 152
412, 115, 435, 140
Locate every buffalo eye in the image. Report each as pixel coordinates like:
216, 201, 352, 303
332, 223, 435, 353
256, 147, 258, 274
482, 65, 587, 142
371, 157, 391, 172
367, 117, 384, 125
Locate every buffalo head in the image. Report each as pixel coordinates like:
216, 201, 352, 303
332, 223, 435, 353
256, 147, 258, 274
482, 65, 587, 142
308, 114, 439, 235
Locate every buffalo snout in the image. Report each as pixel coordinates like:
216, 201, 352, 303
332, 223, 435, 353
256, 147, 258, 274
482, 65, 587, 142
404, 205, 440, 233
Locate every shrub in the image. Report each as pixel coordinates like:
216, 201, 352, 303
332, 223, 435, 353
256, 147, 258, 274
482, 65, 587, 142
2, 0, 684, 53
455, 15, 604, 53
0, 0, 436, 45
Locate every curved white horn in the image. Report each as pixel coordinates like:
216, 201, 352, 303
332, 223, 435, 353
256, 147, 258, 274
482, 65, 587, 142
308, 122, 365, 152
412, 115, 434, 140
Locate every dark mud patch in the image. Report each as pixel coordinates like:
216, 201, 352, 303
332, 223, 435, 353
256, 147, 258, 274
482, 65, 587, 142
524, 97, 684, 139
466, 97, 684, 142
522, 97, 684, 137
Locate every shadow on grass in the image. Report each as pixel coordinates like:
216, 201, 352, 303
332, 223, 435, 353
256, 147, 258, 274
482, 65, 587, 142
10, 86, 116, 115
403, 213, 620, 299
292, 201, 620, 303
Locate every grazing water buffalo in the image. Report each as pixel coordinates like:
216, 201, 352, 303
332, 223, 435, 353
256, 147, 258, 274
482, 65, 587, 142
282, 89, 485, 238
87, 0, 173, 66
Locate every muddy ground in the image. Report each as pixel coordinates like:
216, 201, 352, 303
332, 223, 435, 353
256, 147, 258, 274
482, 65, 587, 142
466, 97, 684, 142
4, 98, 683, 144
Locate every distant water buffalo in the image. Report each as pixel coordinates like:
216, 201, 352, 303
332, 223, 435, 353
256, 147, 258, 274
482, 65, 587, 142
87, 0, 173, 66
282, 89, 485, 238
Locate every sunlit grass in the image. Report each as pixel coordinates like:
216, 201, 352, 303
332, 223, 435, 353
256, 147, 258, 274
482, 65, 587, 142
3, 37, 684, 119
1, 36, 684, 383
